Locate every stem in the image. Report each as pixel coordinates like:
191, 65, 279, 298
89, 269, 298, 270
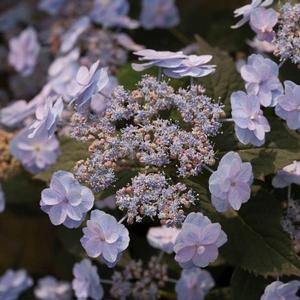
166, 278, 178, 284
203, 165, 214, 173
190, 77, 195, 86
220, 118, 234, 123
157, 67, 162, 81
101, 279, 113, 285
279, 59, 286, 68
118, 214, 128, 224
157, 250, 164, 262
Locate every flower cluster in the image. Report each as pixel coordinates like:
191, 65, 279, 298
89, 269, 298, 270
274, 3, 300, 65
116, 172, 196, 226
110, 256, 169, 300
72, 76, 223, 192
174, 212, 227, 268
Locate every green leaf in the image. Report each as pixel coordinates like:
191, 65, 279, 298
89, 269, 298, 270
35, 138, 88, 182
187, 179, 300, 277
231, 268, 268, 300
206, 287, 232, 300
214, 117, 300, 180
195, 35, 244, 113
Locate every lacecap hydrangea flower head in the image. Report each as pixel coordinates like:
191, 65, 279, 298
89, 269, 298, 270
261, 280, 300, 300
174, 212, 227, 268
40, 171, 94, 228
80, 209, 129, 267
209, 151, 253, 212
175, 268, 215, 300
72, 259, 103, 300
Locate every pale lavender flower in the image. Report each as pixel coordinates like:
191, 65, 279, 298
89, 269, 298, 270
34, 276, 72, 300
209, 151, 253, 212
60, 16, 90, 54
232, 0, 273, 29
275, 81, 300, 130
247, 37, 275, 53
90, 76, 118, 115
10, 127, 59, 174
72, 259, 103, 300
174, 212, 227, 268
241, 54, 282, 107
40, 170, 94, 228
140, 0, 179, 29
272, 161, 300, 188
72, 60, 109, 114
147, 226, 180, 254
132, 49, 186, 72
231, 91, 270, 146
261, 280, 300, 300
81, 210, 130, 267
48, 48, 80, 98
38, 0, 68, 15
0, 83, 52, 129
175, 268, 215, 300
0, 269, 33, 300
114, 33, 144, 52
250, 7, 277, 42
90, 0, 131, 28
8, 27, 40, 76
0, 184, 5, 213
28, 97, 64, 139
164, 55, 216, 78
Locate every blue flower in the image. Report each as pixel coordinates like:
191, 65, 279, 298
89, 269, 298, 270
209, 151, 253, 212
10, 127, 60, 174
250, 7, 277, 42
164, 55, 216, 78
40, 171, 94, 228
147, 226, 180, 254
8, 27, 40, 76
0, 184, 5, 213
261, 280, 300, 300
80, 210, 129, 267
72, 60, 109, 114
231, 91, 270, 146
275, 81, 300, 130
132, 49, 186, 72
175, 268, 215, 300
240, 54, 282, 107
140, 0, 179, 29
0, 269, 33, 300
90, 0, 131, 28
34, 276, 72, 300
60, 16, 91, 54
232, 0, 273, 29
28, 97, 64, 139
174, 212, 227, 268
72, 259, 103, 300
